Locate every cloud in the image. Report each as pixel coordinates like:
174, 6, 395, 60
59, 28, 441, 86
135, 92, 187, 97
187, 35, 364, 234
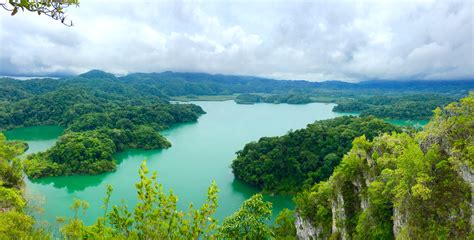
0, 0, 472, 81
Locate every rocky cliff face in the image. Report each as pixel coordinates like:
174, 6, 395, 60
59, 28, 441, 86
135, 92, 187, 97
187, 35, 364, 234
294, 92, 473, 240
295, 214, 317, 240
458, 163, 474, 227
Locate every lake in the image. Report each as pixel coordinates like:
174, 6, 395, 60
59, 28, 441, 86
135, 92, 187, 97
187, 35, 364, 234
4, 101, 350, 227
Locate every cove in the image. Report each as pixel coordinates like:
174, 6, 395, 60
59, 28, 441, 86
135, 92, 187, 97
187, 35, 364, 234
4, 101, 349, 226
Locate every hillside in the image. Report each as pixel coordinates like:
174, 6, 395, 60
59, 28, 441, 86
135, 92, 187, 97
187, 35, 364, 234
231, 116, 400, 193
295, 93, 473, 239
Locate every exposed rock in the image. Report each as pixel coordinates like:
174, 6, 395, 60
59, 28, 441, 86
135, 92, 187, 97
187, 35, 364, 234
393, 205, 408, 237
295, 214, 317, 240
331, 191, 347, 239
458, 163, 474, 227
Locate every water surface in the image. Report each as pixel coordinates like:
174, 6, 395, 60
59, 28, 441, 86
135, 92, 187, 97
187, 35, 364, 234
5, 101, 348, 226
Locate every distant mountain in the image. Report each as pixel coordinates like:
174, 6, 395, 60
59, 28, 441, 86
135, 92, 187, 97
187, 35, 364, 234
118, 71, 473, 93
1, 70, 473, 102
78, 69, 117, 80
355, 80, 474, 92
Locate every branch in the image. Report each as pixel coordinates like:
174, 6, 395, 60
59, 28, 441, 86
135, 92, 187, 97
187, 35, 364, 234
1, 0, 80, 27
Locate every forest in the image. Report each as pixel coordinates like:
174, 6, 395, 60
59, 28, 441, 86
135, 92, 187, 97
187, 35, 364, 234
231, 116, 400, 193
333, 94, 458, 119
1, 93, 472, 239
1, 80, 205, 178
1, 69, 472, 121
2, 70, 469, 177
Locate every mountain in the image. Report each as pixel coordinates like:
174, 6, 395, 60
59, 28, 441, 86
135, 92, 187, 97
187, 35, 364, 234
78, 69, 117, 80
1, 70, 473, 103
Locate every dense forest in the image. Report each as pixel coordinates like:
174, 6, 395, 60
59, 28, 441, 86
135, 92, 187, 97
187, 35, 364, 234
231, 116, 400, 193
0, 77, 205, 178
3, 70, 470, 177
333, 94, 458, 119
20, 100, 203, 177
2, 70, 472, 120
295, 93, 473, 239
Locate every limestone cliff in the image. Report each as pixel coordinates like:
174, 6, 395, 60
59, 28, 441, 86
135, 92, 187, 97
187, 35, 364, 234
295, 93, 473, 240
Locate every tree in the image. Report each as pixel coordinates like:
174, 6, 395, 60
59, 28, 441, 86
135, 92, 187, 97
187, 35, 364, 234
273, 208, 297, 239
232, 116, 400, 193
58, 161, 220, 239
218, 194, 273, 239
0, 133, 49, 239
1, 0, 79, 26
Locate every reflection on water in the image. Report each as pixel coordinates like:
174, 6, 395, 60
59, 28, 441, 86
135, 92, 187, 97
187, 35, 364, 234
29, 174, 109, 193
4, 125, 64, 154
4, 125, 64, 141
385, 119, 429, 129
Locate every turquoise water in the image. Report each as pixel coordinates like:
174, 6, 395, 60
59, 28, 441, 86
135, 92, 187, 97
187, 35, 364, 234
4, 101, 348, 227
385, 119, 429, 129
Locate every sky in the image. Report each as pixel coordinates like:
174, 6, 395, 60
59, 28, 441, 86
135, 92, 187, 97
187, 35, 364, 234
0, 0, 473, 82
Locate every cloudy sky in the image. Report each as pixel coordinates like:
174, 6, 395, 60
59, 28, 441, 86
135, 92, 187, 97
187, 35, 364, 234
0, 0, 473, 81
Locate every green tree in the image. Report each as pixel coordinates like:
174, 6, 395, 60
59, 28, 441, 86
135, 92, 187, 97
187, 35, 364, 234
294, 93, 473, 239
0, 133, 49, 239
58, 161, 220, 239
218, 194, 273, 239
273, 208, 296, 239
232, 116, 400, 193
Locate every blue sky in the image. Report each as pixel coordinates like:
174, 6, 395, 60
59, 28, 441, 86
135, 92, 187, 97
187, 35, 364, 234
0, 0, 473, 81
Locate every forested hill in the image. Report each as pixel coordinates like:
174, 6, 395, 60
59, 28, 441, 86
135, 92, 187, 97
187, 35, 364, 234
0, 70, 207, 178
1, 70, 473, 102
117, 71, 474, 94
231, 116, 400, 193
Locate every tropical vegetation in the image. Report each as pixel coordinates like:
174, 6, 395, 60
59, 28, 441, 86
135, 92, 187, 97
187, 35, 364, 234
295, 92, 473, 239
231, 116, 400, 193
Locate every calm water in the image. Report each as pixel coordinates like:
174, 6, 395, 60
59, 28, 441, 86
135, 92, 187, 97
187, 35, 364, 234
4, 101, 348, 227
386, 119, 429, 129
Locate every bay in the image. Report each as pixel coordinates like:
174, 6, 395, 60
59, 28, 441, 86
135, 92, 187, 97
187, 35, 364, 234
4, 101, 348, 226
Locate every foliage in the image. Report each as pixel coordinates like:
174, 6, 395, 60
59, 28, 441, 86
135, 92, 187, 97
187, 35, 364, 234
333, 94, 458, 120
0, 211, 48, 239
24, 131, 116, 178
1, 0, 79, 26
295, 93, 473, 239
273, 208, 297, 239
1, 79, 205, 178
59, 161, 220, 239
0, 134, 25, 188
2, 70, 472, 103
218, 194, 273, 239
232, 116, 400, 193
0, 133, 49, 239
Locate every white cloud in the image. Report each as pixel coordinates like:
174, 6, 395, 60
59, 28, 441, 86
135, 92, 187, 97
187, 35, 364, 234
0, 0, 472, 81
